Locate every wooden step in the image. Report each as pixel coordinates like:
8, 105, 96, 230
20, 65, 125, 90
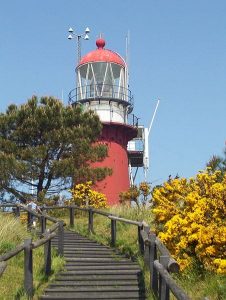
49, 280, 139, 287
40, 230, 145, 300
55, 274, 140, 281
45, 286, 141, 292
64, 265, 140, 271
40, 291, 146, 299
57, 269, 141, 275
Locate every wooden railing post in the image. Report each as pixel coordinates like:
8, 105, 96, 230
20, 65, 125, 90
58, 221, 64, 256
143, 225, 150, 267
138, 224, 144, 255
69, 206, 75, 227
15, 206, 20, 217
111, 219, 116, 247
159, 255, 170, 300
88, 208, 94, 233
24, 238, 33, 299
44, 230, 52, 276
149, 232, 158, 297
40, 215, 46, 234
27, 211, 32, 230
0, 261, 7, 278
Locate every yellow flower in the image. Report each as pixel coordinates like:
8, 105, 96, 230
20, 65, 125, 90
152, 170, 226, 273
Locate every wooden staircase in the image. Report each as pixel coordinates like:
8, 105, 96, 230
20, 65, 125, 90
40, 230, 146, 299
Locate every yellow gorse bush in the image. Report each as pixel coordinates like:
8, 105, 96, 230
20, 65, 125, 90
69, 181, 108, 209
152, 169, 226, 273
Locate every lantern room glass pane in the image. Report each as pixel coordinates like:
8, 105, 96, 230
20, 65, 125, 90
76, 62, 127, 101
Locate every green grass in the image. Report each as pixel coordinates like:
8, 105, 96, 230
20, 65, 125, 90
0, 212, 65, 300
173, 263, 226, 300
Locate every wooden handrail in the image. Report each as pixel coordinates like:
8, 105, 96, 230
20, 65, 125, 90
0, 204, 17, 208
0, 243, 25, 262
0, 262, 7, 277
18, 205, 42, 218
154, 260, 191, 300
92, 208, 113, 217
41, 206, 68, 210
41, 212, 62, 224
0, 203, 65, 298
155, 237, 171, 256
32, 232, 57, 249
48, 222, 60, 234
140, 229, 149, 244
108, 215, 142, 226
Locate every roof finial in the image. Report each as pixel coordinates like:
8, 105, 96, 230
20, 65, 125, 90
96, 34, 105, 49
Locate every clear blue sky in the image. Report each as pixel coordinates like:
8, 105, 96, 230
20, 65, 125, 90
0, 0, 225, 186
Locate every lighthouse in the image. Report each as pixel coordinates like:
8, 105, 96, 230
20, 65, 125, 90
69, 37, 140, 205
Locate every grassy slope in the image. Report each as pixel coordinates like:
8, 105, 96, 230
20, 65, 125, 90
0, 212, 64, 300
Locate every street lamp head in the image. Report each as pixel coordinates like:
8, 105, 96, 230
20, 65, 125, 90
68, 27, 74, 33
84, 34, 89, 40
68, 34, 73, 40
85, 27, 90, 34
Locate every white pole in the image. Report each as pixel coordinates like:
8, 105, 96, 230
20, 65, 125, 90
125, 30, 130, 88
148, 99, 160, 135
144, 99, 160, 181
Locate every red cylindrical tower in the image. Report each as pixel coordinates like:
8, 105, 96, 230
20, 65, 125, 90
70, 38, 137, 205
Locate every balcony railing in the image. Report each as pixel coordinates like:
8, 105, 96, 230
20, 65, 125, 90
68, 84, 134, 112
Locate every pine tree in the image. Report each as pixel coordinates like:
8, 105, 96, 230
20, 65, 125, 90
207, 146, 226, 175
0, 96, 111, 202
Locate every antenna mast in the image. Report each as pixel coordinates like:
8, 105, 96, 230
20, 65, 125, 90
144, 99, 160, 181
148, 99, 160, 135
125, 30, 130, 87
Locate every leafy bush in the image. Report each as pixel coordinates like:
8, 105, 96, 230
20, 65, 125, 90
69, 181, 108, 209
152, 169, 226, 273
119, 182, 151, 208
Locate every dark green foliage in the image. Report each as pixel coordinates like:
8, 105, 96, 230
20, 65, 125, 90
206, 146, 226, 180
0, 96, 111, 202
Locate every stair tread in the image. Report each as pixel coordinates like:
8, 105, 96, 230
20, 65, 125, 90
40, 230, 145, 300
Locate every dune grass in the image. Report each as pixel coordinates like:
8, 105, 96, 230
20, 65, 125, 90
0, 212, 65, 300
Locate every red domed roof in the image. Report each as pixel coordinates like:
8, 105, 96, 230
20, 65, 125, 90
78, 38, 125, 67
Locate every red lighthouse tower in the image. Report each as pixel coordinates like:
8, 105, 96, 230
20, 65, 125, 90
69, 38, 138, 205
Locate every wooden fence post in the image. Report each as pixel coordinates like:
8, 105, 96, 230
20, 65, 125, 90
159, 255, 170, 300
138, 224, 144, 255
58, 221, 64, 256
88, 208, 94, 233
15, 206, 20, 217
40, 215, 46, 234
149, 232, 158, 297
143, 225, 150, 267
69, 206, 75, 227
24, 238, 33, 299
111, 219, 116, 247
44, 230, 52, 276
27, 211, 32, 230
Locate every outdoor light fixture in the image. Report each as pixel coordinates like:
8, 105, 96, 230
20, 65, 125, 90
67, 26, 90, 64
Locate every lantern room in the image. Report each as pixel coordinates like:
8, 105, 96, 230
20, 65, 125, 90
69, 38, 133, 124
